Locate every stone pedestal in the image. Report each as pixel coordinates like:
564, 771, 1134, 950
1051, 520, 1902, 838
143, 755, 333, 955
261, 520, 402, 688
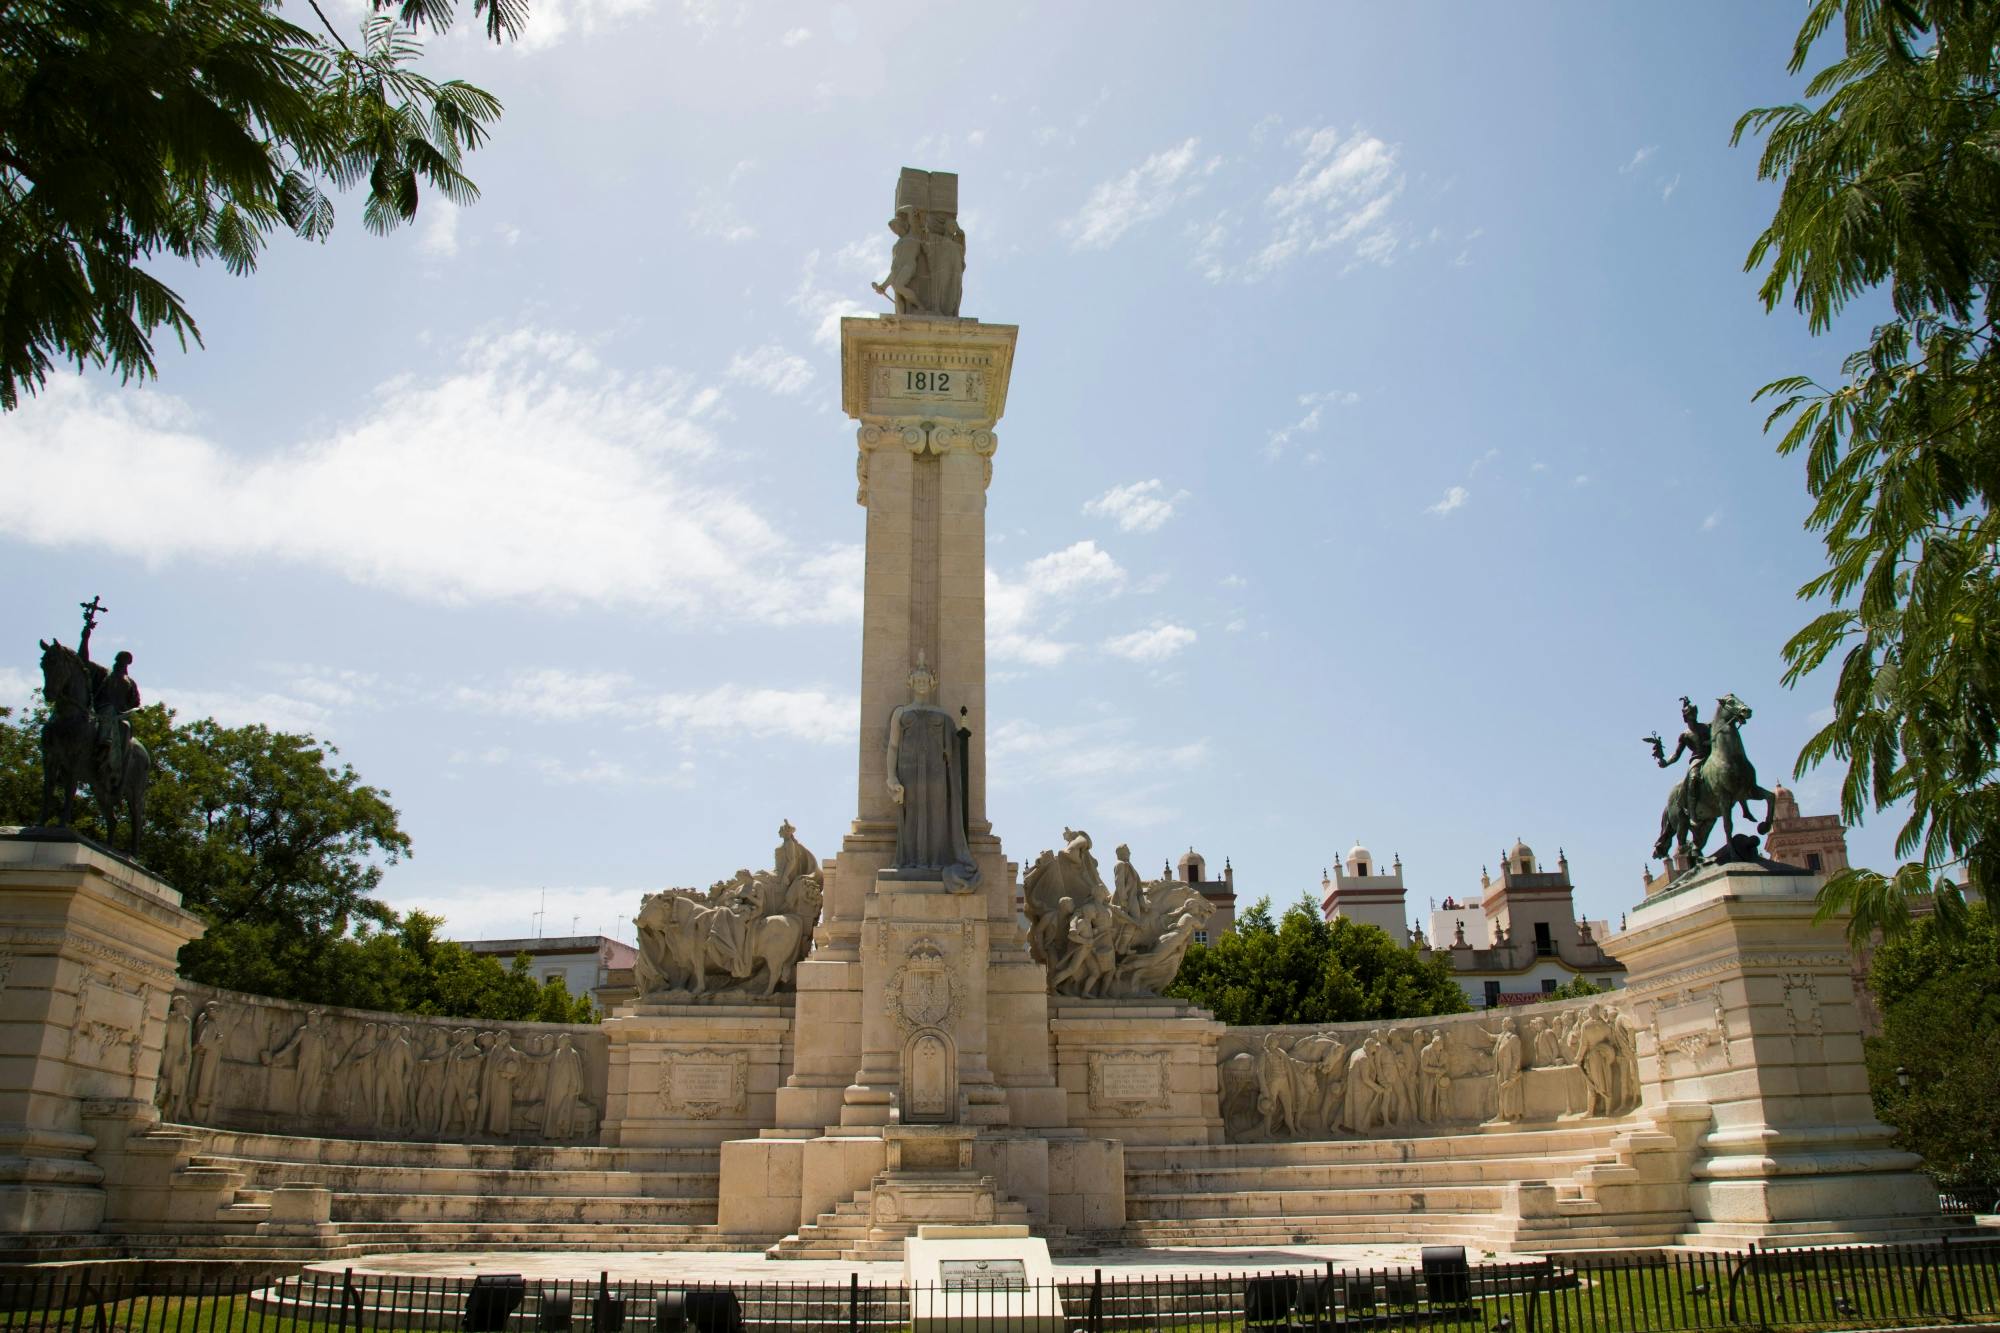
1050, 998, 1225, 1146
1610, 862, 1942, 1242
601, 999, 792, 1147
0, 832, 204, 1233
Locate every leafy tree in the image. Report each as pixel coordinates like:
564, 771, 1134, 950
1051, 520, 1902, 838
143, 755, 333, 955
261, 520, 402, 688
0, 0, 518, 409
1863, 902, 2000, 1203
1546, 975, 1614, 1002
0, 703, 595, 1022
1169, 895, 1470, 1026
1736, 0, 2000, 942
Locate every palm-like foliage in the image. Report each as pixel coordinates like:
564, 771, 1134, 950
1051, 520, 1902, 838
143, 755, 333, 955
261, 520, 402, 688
1738, 0, 2000, 942
0, 0, 510, 408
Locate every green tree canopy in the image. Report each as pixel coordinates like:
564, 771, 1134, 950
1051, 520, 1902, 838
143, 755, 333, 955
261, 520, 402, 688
0, 0, 517, 408
1545, 975, 1614, 1003
1, 703, 594, 1023
1168, 895, 1470, 1026
1863, 901, 2000, 1203
1737, 0, 2000, 942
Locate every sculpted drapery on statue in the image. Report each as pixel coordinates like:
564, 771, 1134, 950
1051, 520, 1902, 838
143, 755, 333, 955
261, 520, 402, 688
870, 167, 966, 317
885, 656, 979, 891
632, 820, 825, 999
1021, 828, 1215, 999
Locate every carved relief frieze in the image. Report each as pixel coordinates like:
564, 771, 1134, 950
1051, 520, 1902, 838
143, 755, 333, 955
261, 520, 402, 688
1652, 986, 1729, 1067
1087, 1049, 1171, 1117
886, 937, 961, 1034
1782, 972, 1824, 1037
69, 969, 144, 1074
661, 1048, 749, 1120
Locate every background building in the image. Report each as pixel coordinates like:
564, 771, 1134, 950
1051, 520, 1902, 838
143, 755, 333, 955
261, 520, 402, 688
1174, 848, 1237, 940
1319, 842, 1408, 937
462, 934, 638, 1010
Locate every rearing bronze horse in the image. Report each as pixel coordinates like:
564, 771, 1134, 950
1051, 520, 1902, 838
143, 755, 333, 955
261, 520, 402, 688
1652, 693, 1774, 865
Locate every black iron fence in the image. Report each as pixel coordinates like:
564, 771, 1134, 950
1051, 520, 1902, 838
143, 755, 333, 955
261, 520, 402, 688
2, 1238, 1997, 1333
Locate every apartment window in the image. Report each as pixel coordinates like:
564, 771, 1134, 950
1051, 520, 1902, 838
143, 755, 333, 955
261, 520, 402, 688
1484, 980, 1501, 1008
1534, 921, 1554, 957
1806, 852, 1823, 873
1193, 931, 1208, 945
1541, 978, 1558, 994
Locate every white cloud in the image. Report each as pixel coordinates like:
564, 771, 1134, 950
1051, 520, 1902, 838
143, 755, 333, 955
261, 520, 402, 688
1265, 389, 1358, 460
1701, 510, 1722, 532
454, 670, 854, 745
419, 199, 460, 258
791, 249, 876, 350
513, 0, 655, 50
688, 187, 755, 243
1426, 486, 1469, 516
1063, 139, 1209, 251
1243, 126, 1403, 278
0, 331, 862, 625
987, 540, 1128, 667
1219, 574, 1247, 589
1620, 146, 1657, 174
1572, 473, 1590, 487
780, 25, 809, 45
1102, 622, 1197, 663
0, 665, 38, 708
158, 687, 336, 735
725, 344, 815, 396
1661, 174, 1681, 202
1082, 479, 1189, 533
989, 717, 1209, 827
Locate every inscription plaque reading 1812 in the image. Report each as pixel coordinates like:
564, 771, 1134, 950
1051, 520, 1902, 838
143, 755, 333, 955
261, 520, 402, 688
939, 1259, 1028, 1291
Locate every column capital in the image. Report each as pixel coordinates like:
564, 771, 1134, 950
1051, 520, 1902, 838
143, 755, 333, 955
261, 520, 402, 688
840, 315, 1018, 426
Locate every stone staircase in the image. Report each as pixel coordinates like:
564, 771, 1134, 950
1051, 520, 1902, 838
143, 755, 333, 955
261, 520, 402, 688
94, 1122, 753, 1258
1120, 1116, 1704, 1252
766, 1178, 1047, 1261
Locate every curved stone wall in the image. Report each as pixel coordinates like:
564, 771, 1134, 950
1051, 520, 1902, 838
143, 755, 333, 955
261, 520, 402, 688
160, 982, 609, 1145
1216, 994, 1641, 1143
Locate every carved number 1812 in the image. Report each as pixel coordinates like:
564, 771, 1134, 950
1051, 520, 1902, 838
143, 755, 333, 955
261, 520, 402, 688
905, 370, 951, 393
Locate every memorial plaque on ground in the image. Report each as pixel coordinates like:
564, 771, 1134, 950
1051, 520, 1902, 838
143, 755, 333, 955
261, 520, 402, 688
939, 1259, 1027, 1291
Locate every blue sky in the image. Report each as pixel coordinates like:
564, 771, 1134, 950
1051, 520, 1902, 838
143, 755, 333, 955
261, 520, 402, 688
0, 3, 1885, 944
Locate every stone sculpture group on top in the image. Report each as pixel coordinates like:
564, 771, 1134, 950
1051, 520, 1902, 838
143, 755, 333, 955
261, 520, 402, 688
633, 821, 825, 999
1022, 828, 1214, 999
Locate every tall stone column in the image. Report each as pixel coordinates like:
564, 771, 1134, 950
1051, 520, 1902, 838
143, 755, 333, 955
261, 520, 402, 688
0, 834, 204, 1233
1611, 863, 1942, 1242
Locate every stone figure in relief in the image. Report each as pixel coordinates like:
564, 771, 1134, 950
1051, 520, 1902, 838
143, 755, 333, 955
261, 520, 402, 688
541, 1034, 587, 1139
1570, 1003, 1631, 1117
481, 1031, 524, 1136
443, 1029, 483, 1137
1418, 1029, 1451, 1123
886, 657, 979, 891
1254, 1033, 1304, 1139
633, 821, 825, 998
263, 1008, 333, 1121
375, 1026, 414, 1132
1341, 1038, 1385, 1133
158, 994, 193, 1121
1530, 1016, 1563, 1068
1489, 1018, 1526, 1122
187, 1002, 227, 1119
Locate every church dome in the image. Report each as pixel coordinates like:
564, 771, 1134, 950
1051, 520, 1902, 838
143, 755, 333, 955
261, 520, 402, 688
1508, 839, 1537, 874
1345, 843, 1375, 876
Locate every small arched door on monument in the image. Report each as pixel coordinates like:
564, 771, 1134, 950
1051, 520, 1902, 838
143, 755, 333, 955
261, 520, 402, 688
904, 1030, 956, 1123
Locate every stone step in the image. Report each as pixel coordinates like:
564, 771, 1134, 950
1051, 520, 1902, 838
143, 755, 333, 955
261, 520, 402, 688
196, 1155, 718, 1198
1121, 1125, 1630, 1169
1128, 1183, 1509, 1219
1124, 1153, 1616, 1192
179, 1125, 717, 1174
328, 1192, 717, 1224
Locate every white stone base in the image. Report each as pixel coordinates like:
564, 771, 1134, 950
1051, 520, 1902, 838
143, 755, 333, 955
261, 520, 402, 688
1049, 998, 1224, 1145
601, 1000, 792, 1147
